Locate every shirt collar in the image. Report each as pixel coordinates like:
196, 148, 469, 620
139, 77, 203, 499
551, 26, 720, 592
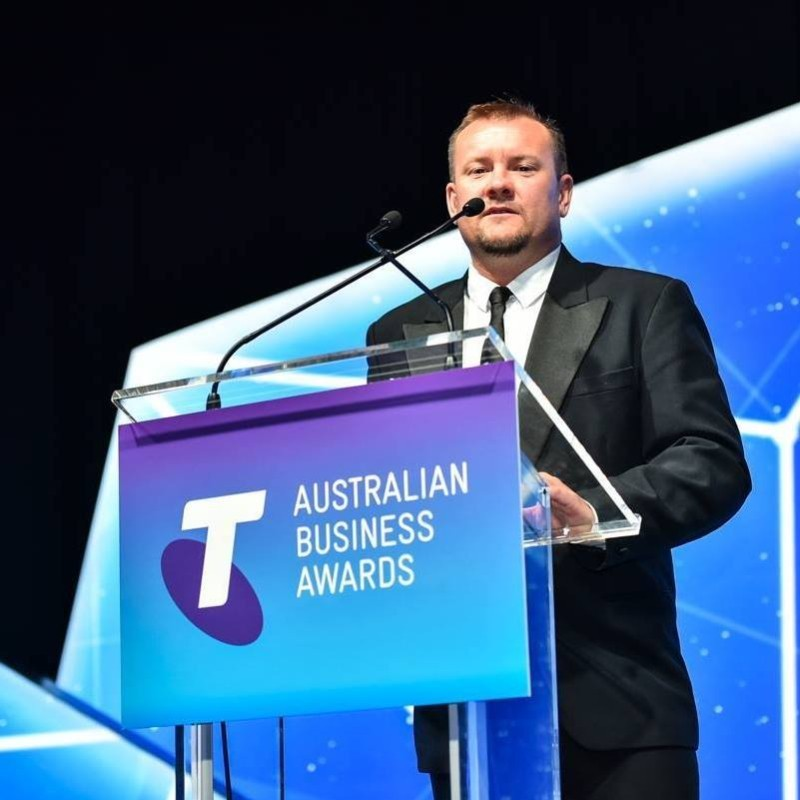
467, 244, 561, 311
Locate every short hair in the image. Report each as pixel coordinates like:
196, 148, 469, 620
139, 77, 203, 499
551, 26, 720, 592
447, 99, 569, 180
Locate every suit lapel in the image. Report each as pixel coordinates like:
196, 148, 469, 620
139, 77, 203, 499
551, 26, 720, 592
402, 279, 465, 374
395, 256, 608, 463
520, 249, 608, 464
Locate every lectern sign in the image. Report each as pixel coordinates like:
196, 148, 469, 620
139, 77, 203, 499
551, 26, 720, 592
119, 361, 530, 728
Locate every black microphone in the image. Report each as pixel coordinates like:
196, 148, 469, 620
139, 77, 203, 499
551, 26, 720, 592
394, 197, 484, 254
366, 210, 402, 240
462, 197, 485, 217
205, 199, 482, 409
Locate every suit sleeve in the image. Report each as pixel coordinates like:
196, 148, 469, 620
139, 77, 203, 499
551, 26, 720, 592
580, 279, 751, 569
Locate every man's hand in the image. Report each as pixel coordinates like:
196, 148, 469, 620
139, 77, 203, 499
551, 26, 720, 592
538, 472, 595, 535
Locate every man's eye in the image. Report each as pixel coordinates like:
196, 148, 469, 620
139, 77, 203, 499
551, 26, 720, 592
518, 164, 537, 172
468, 167, 487, 176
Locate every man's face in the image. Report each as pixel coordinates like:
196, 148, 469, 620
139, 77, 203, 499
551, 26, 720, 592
446, 116, 573, 261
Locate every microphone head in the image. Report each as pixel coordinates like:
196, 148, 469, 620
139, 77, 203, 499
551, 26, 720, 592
462, 198, 485, 217
380, 210, 403, 231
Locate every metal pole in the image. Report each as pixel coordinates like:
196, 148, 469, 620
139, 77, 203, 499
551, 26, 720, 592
175, 725, 185, 800
279, 716, 285, 800
465, 702, 489, 800
191, 723, 214, 800
448, 704, 462, 800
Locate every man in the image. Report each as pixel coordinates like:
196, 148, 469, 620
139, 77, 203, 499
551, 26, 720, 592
365, 101, 751, 799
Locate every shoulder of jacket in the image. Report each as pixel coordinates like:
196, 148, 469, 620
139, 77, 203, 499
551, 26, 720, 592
577, 261, 687, 304
582, 260, 677, 286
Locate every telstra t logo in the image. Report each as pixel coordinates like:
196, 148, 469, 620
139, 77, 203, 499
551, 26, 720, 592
161, 490, 266, 645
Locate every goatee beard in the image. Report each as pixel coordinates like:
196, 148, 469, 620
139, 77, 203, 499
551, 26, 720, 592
475, 231, 529, 256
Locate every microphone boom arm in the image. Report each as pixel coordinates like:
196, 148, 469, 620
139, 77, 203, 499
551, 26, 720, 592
206, 199, 482, 409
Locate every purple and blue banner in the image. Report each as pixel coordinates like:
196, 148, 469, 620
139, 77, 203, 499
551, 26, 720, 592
119, 361, 530, 729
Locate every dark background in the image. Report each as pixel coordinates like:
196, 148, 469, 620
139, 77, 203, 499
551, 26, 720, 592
4, 13, 799, 681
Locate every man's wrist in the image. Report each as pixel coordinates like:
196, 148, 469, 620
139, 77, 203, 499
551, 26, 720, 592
576, 500, 605, 548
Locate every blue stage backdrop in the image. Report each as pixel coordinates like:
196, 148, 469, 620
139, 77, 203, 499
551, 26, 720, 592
1, 103, 796, 799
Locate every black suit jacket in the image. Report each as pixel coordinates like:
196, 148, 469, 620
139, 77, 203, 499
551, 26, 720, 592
366, 247, 751, 773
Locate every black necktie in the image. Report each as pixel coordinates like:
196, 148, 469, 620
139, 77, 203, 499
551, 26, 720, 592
481, 285, 512, 364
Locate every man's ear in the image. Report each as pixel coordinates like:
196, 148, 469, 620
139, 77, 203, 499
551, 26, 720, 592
445, 182, 459, 217
559, 173, 574, 218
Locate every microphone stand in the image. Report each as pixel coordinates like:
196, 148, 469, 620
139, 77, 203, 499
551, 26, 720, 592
365, 235, 456, 369
205, 201, 481, 409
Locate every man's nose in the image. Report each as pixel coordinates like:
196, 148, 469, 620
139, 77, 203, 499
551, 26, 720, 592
487, 168, 513, 198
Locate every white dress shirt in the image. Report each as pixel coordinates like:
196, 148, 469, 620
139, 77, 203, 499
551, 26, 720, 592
462, 245, 561, 367
462, 244, 601, 536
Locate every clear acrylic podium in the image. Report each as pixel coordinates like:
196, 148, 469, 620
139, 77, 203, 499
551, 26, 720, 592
113, 328, 640, 800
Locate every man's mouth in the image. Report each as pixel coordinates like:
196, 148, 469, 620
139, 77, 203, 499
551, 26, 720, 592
483, 206, 517, 217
